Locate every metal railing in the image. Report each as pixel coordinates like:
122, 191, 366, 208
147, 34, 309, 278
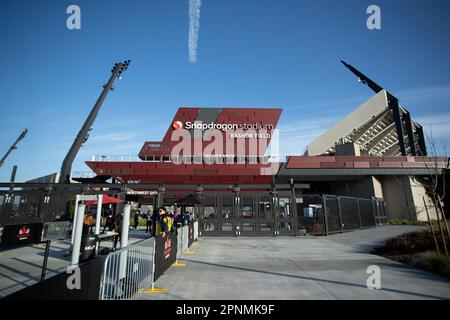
99, 237, 155, 300
90, 155, 142, 162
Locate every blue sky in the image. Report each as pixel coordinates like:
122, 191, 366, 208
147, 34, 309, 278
1, 0, 450, 181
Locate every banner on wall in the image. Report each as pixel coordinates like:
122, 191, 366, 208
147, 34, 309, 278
1, 223, 43, 248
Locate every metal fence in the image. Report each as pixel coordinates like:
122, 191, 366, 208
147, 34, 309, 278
296, 195, 387, 235
42, 221, 72, 240
0, 190, 77, 227
99, 237, 155, 300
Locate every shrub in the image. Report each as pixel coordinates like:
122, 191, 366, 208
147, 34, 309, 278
388, 219, 425, 226
416, 251, 450, 278
371, 230, 450, 254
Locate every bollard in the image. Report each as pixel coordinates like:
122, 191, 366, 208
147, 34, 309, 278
40, 240, 51, 280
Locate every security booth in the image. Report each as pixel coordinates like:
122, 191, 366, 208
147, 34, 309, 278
70, 194, 124, 264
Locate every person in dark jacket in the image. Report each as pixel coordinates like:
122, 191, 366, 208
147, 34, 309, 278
155, 207, 171, 238
151, 208, 159, 237
113, 213, 123, 250
145, 211, 152, 233
134, 213, 140, 229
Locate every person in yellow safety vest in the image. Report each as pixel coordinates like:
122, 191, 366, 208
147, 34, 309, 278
155, 207, 172, 238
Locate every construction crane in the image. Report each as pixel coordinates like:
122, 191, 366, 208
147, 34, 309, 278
0, 129, 28, 169
59, 60, 131, 183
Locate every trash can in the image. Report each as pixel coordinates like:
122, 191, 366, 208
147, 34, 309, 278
80, 234, 98, 262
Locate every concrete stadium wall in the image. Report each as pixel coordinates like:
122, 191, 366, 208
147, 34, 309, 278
380, 176, 438, 221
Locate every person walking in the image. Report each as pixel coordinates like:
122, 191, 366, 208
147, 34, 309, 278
151, 208, 159, 237
103, 210, 114, 233
145, 211, 152, 233
155, 207, 171, 238
113, 213, 123, 250
134, 212, 140, 230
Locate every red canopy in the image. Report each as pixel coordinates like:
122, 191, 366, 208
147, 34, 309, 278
85, 195, 124, 205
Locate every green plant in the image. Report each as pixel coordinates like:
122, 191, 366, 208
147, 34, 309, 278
417, 251, 450, 278
388, 219, 425, 226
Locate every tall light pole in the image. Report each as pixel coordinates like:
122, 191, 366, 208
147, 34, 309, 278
0, 129, 28, 169
59, 60, 131, 183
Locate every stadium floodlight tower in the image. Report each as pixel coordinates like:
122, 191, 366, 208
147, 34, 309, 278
59, 60, 131, 183
0, 129, 28, 169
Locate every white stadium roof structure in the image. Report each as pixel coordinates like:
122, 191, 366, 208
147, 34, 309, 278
306, 61, 427, 157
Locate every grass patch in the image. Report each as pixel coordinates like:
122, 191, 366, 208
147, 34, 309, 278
388, 219, 425, 226
416, 251, 450, 278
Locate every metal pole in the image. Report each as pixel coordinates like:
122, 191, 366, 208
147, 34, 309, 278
71, 204, 85, 266
0, 129, 27, 169
337, 197, 343, 233
59, 61, 130, 182
41, 240, 51, 280
10, 165, 17, 183
322, 195, 329, 236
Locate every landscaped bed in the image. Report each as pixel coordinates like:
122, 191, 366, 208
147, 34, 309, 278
371, 229, 450, 278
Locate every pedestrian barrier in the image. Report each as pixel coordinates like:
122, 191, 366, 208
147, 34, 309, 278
99, 237, 155, 300
176, 225, 191, 259
188, 223, 194, 247
153, 231, 178, 281
99, 222, 199, 300
176, 226, 184, 260
181, 225, 189, 252
193, 221, 199, 240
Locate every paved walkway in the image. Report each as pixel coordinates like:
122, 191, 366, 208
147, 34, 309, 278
143, 226, 450, 300
0, 228, 150, 298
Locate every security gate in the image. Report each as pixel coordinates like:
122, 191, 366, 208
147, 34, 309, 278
199, 192, 296, 236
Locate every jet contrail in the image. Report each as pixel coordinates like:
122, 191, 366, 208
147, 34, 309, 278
189, 0, 202, 63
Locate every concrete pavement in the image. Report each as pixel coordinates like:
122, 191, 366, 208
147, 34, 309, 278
142, 226, 450, 300
0, 227, 151, 298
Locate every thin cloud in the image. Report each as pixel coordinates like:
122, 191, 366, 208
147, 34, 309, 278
415, 113, 450, 140
189, 0, 202, 63
397, 84, 450, 103
276, 116, 340, 156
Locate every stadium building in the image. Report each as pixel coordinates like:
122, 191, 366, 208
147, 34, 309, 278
84, 63, 447, 236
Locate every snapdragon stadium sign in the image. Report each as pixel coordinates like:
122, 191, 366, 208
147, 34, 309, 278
179, 121, 274, 131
